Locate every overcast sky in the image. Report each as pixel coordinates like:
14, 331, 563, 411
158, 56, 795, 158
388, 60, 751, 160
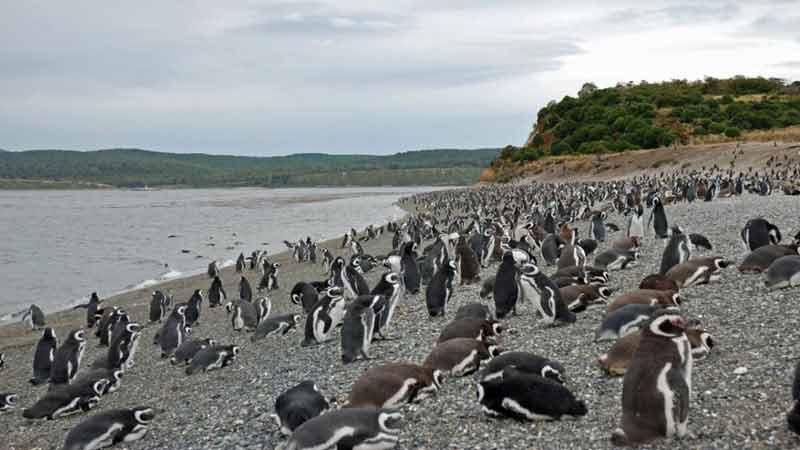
1, 1, 799, 156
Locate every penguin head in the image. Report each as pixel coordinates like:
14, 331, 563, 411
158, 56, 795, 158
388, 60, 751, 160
224, 302, 233, 314
377, 411, 403, 434
291, 315, 302, 327
72, 329, 86, 342
385, 272, 401, 286
125, 323, 141, 334
133, 406, 156, 424
646, 310, 687, 338
541, 362, 566, 384
184, 326, 193, 336
42, 327, 56, 340
2, 394, 18, 407
519, 263, 540, 277
230, 346, 241, 356
713, 258, 732, 270
176, 305, 187, 317
486, 344, 504, 358
92, 379, 110, 395
597, 286, 613, 299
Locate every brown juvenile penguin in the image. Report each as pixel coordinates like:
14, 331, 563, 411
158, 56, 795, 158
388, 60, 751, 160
612, 236, 641, 252
666, 256, 732, 288
639, 274, 680, 292
423, 338, 501, 377
559, 284, 613, 312
347, 363, 442, 409
436, 318, 502, 345
606, 290, 680, 314
456, 236, 481, 285
598, 327, 714, 375
738, 244, 799, 273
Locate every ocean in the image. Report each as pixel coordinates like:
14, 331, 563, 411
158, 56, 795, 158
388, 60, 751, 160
0, 187, 437, 320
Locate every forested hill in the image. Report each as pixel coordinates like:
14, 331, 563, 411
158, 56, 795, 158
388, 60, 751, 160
0, 148, 499, 188
497, 76, 800, 164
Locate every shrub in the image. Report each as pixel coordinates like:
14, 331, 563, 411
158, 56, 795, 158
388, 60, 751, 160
725, 127, 742, 138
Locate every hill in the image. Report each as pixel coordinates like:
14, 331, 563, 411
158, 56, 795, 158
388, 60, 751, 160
0, 148, 499, 188
491, 76, 800, 178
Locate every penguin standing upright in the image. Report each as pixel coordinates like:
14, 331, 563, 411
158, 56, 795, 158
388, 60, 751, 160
85, 292, 102, 328
401, 242, 421, 294
184, 289, 203, 326
741, 217, 782, 251
627, 205, 645, 239
456, 235, 481, 284
207, 260, 219, 278
341, 295, 381, 364
272, 380, 331, 435
518, 263, 576, 325
648, 197, 669, 239
590, 212, 607, 242
149, 291, 169, 323
208, 276, 227, 308
291, 282, 320, 315
158, 305, 188, 358
239, 276, 253, 302
22, 304, 46, 330
236, 253, 246, 273
370, 272, 403, 339
62, 407, 156, 450
302, 287, 346, 346
493, 252, 520, 319
50, 329, 87, 385
612, 310, 692, 446
30, 328, 58, 385
659, 227, 691, 274
227, 299, 261, 332
426, 260, 456, 317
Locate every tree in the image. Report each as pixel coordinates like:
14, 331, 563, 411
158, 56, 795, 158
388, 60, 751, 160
578, 82, 598, 98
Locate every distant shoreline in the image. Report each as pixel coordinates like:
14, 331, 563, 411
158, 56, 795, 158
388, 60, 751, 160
0, 178, 469, 190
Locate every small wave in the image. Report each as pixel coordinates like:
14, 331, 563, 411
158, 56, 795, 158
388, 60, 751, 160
159, 269, 184, 280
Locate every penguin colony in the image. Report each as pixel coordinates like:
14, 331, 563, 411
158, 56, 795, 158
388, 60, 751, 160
1, 173, 800, 449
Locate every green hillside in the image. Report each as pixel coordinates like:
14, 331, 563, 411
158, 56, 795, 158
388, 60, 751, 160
499, 76, 800, 163
0, 148, 499, 188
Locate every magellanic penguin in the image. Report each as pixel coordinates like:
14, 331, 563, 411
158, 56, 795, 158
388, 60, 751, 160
423, 338, 501, 377
348, 363, 442, 409
477, 367, 587, 421
185, 345, 240, 375
236, 252, 246, 273
741, 217, 782, 251
102, 322, 141, 370
611, 310, 692, 446
606, 290, 681, 314
30, 327, 58, 385
456, 235, 481, 284
612, 236, 641, 252
594, 249, 639, 271
158, 305, 188, 358
272, 381, 331, 435
183, 289, 203, 326
627, 205, 645, 238
22, 304, 46, 330
689, 233, 713, 251
50, 329, 87, 386
227, 298, 262, 332
1, 393, 18, 412
148, 290, 170, 323
557, 244, 586, 270
283, 408, 403, 450
595, 304, 659, 342
648, 196, 669, 239
171, 338, 216, 365
23, 378, 109, 420
764, 255, 800, 289
436, 318, 503, 345
739, 244, 799, 273
540, 234, 563, 266
341, 295, 381, 364
239, 275, 253, 302
62, 406, 155, 450
559, 284, 612, 313
252, 314, 302, 342
639, 274, 680, 292
370, 272, 403, 339
455, 303, 494, 321
598, 326, 714, 376
493, 252, 520, 319
208, 276, 227, 308
659, 227, 691, 275
207, 260, 219, 278
590, 211, 607, 242
426, 259, 456, 317
85, 292, 103, 328
666, 256, 732, 288
302, 287, 346, 346
477, 351, 566, 384
73, 368, 124, 395
788, 361, 800, 434
479, 275, 495, 300
291, 282, 319, 315
518, 263, 576, 325
400, 242, 421, 295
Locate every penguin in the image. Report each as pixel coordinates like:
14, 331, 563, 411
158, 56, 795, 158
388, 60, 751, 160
62, 406, 155, 450
272, 381, 331, 435
659, 227, 691, 275
558, 284, 612, 313
479, 275, 495, 300
627, 205, 645, 238
764, 255, 800, 289
426, 259, 456, 317
480, 229, 496, 268
331, 256, 370, 299
95, 307, 121, 346
741, 217, 782, 251
477, 352, 566, 384
260, 261, 281, 291
518, 263, 576, 325
688, 233, 713, 251
612, 236, 641, 252
186, 345, 240, 375
594, 248, 639, 271
639, 273, 680, 292
607, 290, 680, 314
302, 287, 346, 346
341, 295, 381, 364
252, 314, 302, 342
85, 292, 103, 328
171, 338, 216, 365
291, 282, 319, 314
23, 378, 109, 420
158, 305, 188, 358
437, 318, 503, 344
590, 211, 607, 242
370, 271, 403, 339
423, 338, 501, 377
183, 289, 203, 326
666, 256, 732, 288
21, 304, 46, 330
648, 197, 669, 238
0, 352, 4, 371
30, 327, 58, 385
598, 327, 714, 376
208, 276, 227, 308
595, 304, 659, 342
788, 361, 800, 435
73, 368, 124, 395
738, 244, 799, 273
227, 299, 261, 332
477, 367, 587, 421
577, 238, 598, 256
348, 363, 442, 409
282, 408, 403, 450
239, 276, 253, 302
456, 235, 481, 284
148, 291, 169, 323
540, 234, 563, 266
101, 322, 141, 370
50, 329, 87, 385
236, 252, 246, 273
493, 252, 520, 319
455, 303, 494, 321
557, 244, 586, 270
400, 242, 421, 294
611, 310, 692, 446
207, 260, 219, 278
0, 393, 18, 412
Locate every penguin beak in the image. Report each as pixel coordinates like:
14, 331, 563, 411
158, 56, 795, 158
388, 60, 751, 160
670, 316, 687, 330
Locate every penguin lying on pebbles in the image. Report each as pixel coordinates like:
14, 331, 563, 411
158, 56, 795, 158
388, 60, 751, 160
424, 338, 501, 377
639, 274, 680, 292
477, 367, 587, 421
595, 304, 659, 342
478, 352, 566, 384
252, 314, 302, 342
765, 255, 800, 289
73, 368, 124, 395
666, 256, 732, 288
607, 290, 680, 314
598, 326, 714, 375
185, 345, 239, 375
283, 408, 403, 450
437, 318, 502, 345
171, 338, 216, 365
23, 378, 109, 419
455, 303, 494, 320
348, 363, 442, 409
273, 381, 331, 435
741, 217, 782, 251
612, 236, 641, 252
0, 393, 18, 412
689, 233, 712, 250
479, 276, 495, 299
62, 406, 155, 450
594, 249, 639, 271
51, 329, 87, 386
739, 244, 799, 273
30, 327, 58, 385
559, 285, 612, 313
788, 361, 800, 435
611, 310, 692, 446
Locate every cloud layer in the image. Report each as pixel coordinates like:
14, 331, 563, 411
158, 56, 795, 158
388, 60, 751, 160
1, 0, 798, 155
